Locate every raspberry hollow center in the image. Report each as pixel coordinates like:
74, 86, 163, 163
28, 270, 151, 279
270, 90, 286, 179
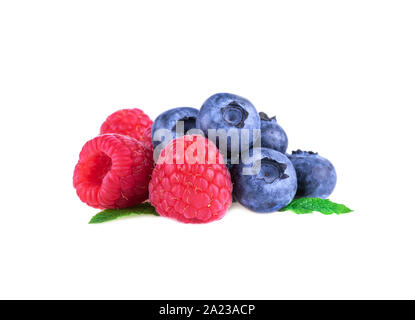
85, 152, 112, 185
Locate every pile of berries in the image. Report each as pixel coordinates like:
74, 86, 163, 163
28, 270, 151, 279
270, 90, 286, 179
73, 93, 337, 224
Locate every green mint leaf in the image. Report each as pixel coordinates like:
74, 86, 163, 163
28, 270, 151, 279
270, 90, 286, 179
280, 198, 352, 215
89, 203, 159, 224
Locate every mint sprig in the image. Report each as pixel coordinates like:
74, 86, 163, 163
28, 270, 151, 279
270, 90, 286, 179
89, 203, 159, 224
280, 198, 352, 215
88, 198, 352, 223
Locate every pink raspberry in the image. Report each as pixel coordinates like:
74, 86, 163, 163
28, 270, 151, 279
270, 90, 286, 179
100, 108, 153, 146
149, 135, 233, 224
73, 134, 153, 209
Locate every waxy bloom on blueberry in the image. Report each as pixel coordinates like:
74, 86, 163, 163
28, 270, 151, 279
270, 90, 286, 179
196, 93, 261, 155
232, 148, 297, 212
259, 112, 288, 154
288, 150, 337, 199
151, 107, 199, 159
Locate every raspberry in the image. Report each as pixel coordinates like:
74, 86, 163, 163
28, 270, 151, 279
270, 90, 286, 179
149, 135, 233, 224
100, 108, 153, 146
142, 126, 153, 151
73, 134, 153, 209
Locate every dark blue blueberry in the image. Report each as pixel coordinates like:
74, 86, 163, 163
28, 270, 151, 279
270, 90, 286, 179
231, 148, 297, 213
259, 112, 288, 154
288, 150, 337, 199
196, 93, 260, 155
225, 157, 234, 171
151, 107, 199, 158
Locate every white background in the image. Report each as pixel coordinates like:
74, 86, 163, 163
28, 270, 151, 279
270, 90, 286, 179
0, 0, 414, 299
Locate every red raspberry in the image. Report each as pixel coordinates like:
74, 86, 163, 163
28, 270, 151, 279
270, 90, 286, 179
149, 135, 233, 224
73, 134, 153, 209
100, 108, 153, 146
142, 126, 153, 152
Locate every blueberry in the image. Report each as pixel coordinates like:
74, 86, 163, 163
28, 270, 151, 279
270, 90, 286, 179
225, 157, 234, 171
196, 93, 261, 155
231, 148, 297, 212
288, 150, 337, 199
151, 107, 199, 158
259, 112, 288, 154
224, 158, 238, 203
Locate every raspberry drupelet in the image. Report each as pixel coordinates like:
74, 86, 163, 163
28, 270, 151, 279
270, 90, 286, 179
73, 134, 153, 209
100, 108, 153, 147
149, 135, 233, 224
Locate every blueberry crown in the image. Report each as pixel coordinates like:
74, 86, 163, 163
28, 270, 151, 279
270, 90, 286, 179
221, 102, 248, 128
259, 112, 276, 122
292, 149, 318, 155
259, 158, 289, 181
